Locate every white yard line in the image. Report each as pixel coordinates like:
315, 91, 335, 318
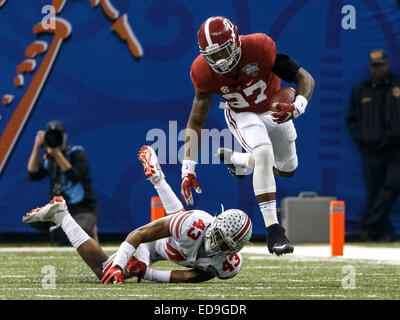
0, 244, 399, 263
243, 244, 400, 263
0, 246, 116, 252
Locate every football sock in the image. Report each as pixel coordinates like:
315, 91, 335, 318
60, 213, 91, 250
144, 268, 171, 283
154, 178, 184, 214
259, 200, 279, 228
112, 241, 136, 269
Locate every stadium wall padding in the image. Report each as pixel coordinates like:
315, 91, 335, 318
0, 0, 400, 236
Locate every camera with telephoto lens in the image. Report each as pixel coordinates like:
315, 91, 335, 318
44, 121, 64, 148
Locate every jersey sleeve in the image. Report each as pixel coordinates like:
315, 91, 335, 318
210, 252, 243, 280
255, 33, 277, 71
169, 211, 207, 249
190, 56, 214, 93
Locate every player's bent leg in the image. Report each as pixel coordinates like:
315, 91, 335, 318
251, 145, 294, 255
252, 144, 278, 231
216, 148, 296, 178
77, 239, 109, 279
266, 117, 298, 178
252, 144, 276, 195
23, 197, 109, 280
138, 145, 184, 214
273, 167, 296, 178
216, 147, 253, 178
273, 153, 298, 178
223, 110, 293, 255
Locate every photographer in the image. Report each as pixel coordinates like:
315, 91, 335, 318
27, 120, 99, 244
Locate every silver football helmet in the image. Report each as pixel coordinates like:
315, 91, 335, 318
204, 209, 252, 257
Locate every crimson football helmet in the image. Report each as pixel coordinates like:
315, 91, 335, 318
197, 16, 242, 74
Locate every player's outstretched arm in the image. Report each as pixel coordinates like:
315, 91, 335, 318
170, 268, 214, 283
128, 260, 215, 283
101, 216, 173, 284
102, 215, 215, 284
181, 90, 212, 206
125, 215, 172, 247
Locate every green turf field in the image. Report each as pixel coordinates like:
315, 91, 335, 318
0, 244, 399, 300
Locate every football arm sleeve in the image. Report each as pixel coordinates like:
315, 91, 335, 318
273, 53, 315, 103
272, 53, 300, 83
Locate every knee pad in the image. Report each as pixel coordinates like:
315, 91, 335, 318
252, 144, 276, 195
275, 153, 298, 173
253, 144, 274, 165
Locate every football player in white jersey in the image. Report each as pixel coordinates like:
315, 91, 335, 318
22, 145, 252, 284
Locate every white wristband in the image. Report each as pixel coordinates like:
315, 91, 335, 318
294, 95, 308, 115
181, 159, 197, 176
112, 241, 136, 270
144, 268, 172, 283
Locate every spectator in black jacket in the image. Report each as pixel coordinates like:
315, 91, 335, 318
346, 50, 400, 242
27, 120, 99, 244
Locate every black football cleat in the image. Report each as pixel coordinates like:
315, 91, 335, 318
266, 223, 294, 256
216, 148, 246, 179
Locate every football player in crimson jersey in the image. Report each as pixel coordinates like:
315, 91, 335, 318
181, 16, 315, 256
22, 145, 252, 284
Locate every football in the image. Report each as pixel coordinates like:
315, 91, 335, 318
268, 87, 296, 110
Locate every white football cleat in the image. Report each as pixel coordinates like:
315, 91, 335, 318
22, 196, 68, 231
138, 145, 165, 184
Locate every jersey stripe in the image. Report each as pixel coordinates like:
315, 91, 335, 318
165, 243, 186, 261
169, 210, 188, 235
225, 109, 252, 152
169, 211, 192, 239
174, 211, 192, 239
169, 212, 181, 236
204, 17, 213, 47
233, 216, 251, 242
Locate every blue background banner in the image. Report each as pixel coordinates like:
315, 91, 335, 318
1, 0, 400, 237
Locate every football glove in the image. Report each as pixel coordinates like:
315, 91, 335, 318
181, 160, 202, 206
271, 102, 300, 124
101, 265, 124, 284
271, 95, 308, 124
125, 256, 147, 283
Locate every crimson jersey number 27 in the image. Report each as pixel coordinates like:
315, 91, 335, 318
187, 219, 205, 240
222, 79, 267, 109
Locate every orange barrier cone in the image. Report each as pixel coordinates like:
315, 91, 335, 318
151, 196, 165, 221
330, 201, 345, 256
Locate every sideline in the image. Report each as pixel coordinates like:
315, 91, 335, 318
1, 244, 399, 263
